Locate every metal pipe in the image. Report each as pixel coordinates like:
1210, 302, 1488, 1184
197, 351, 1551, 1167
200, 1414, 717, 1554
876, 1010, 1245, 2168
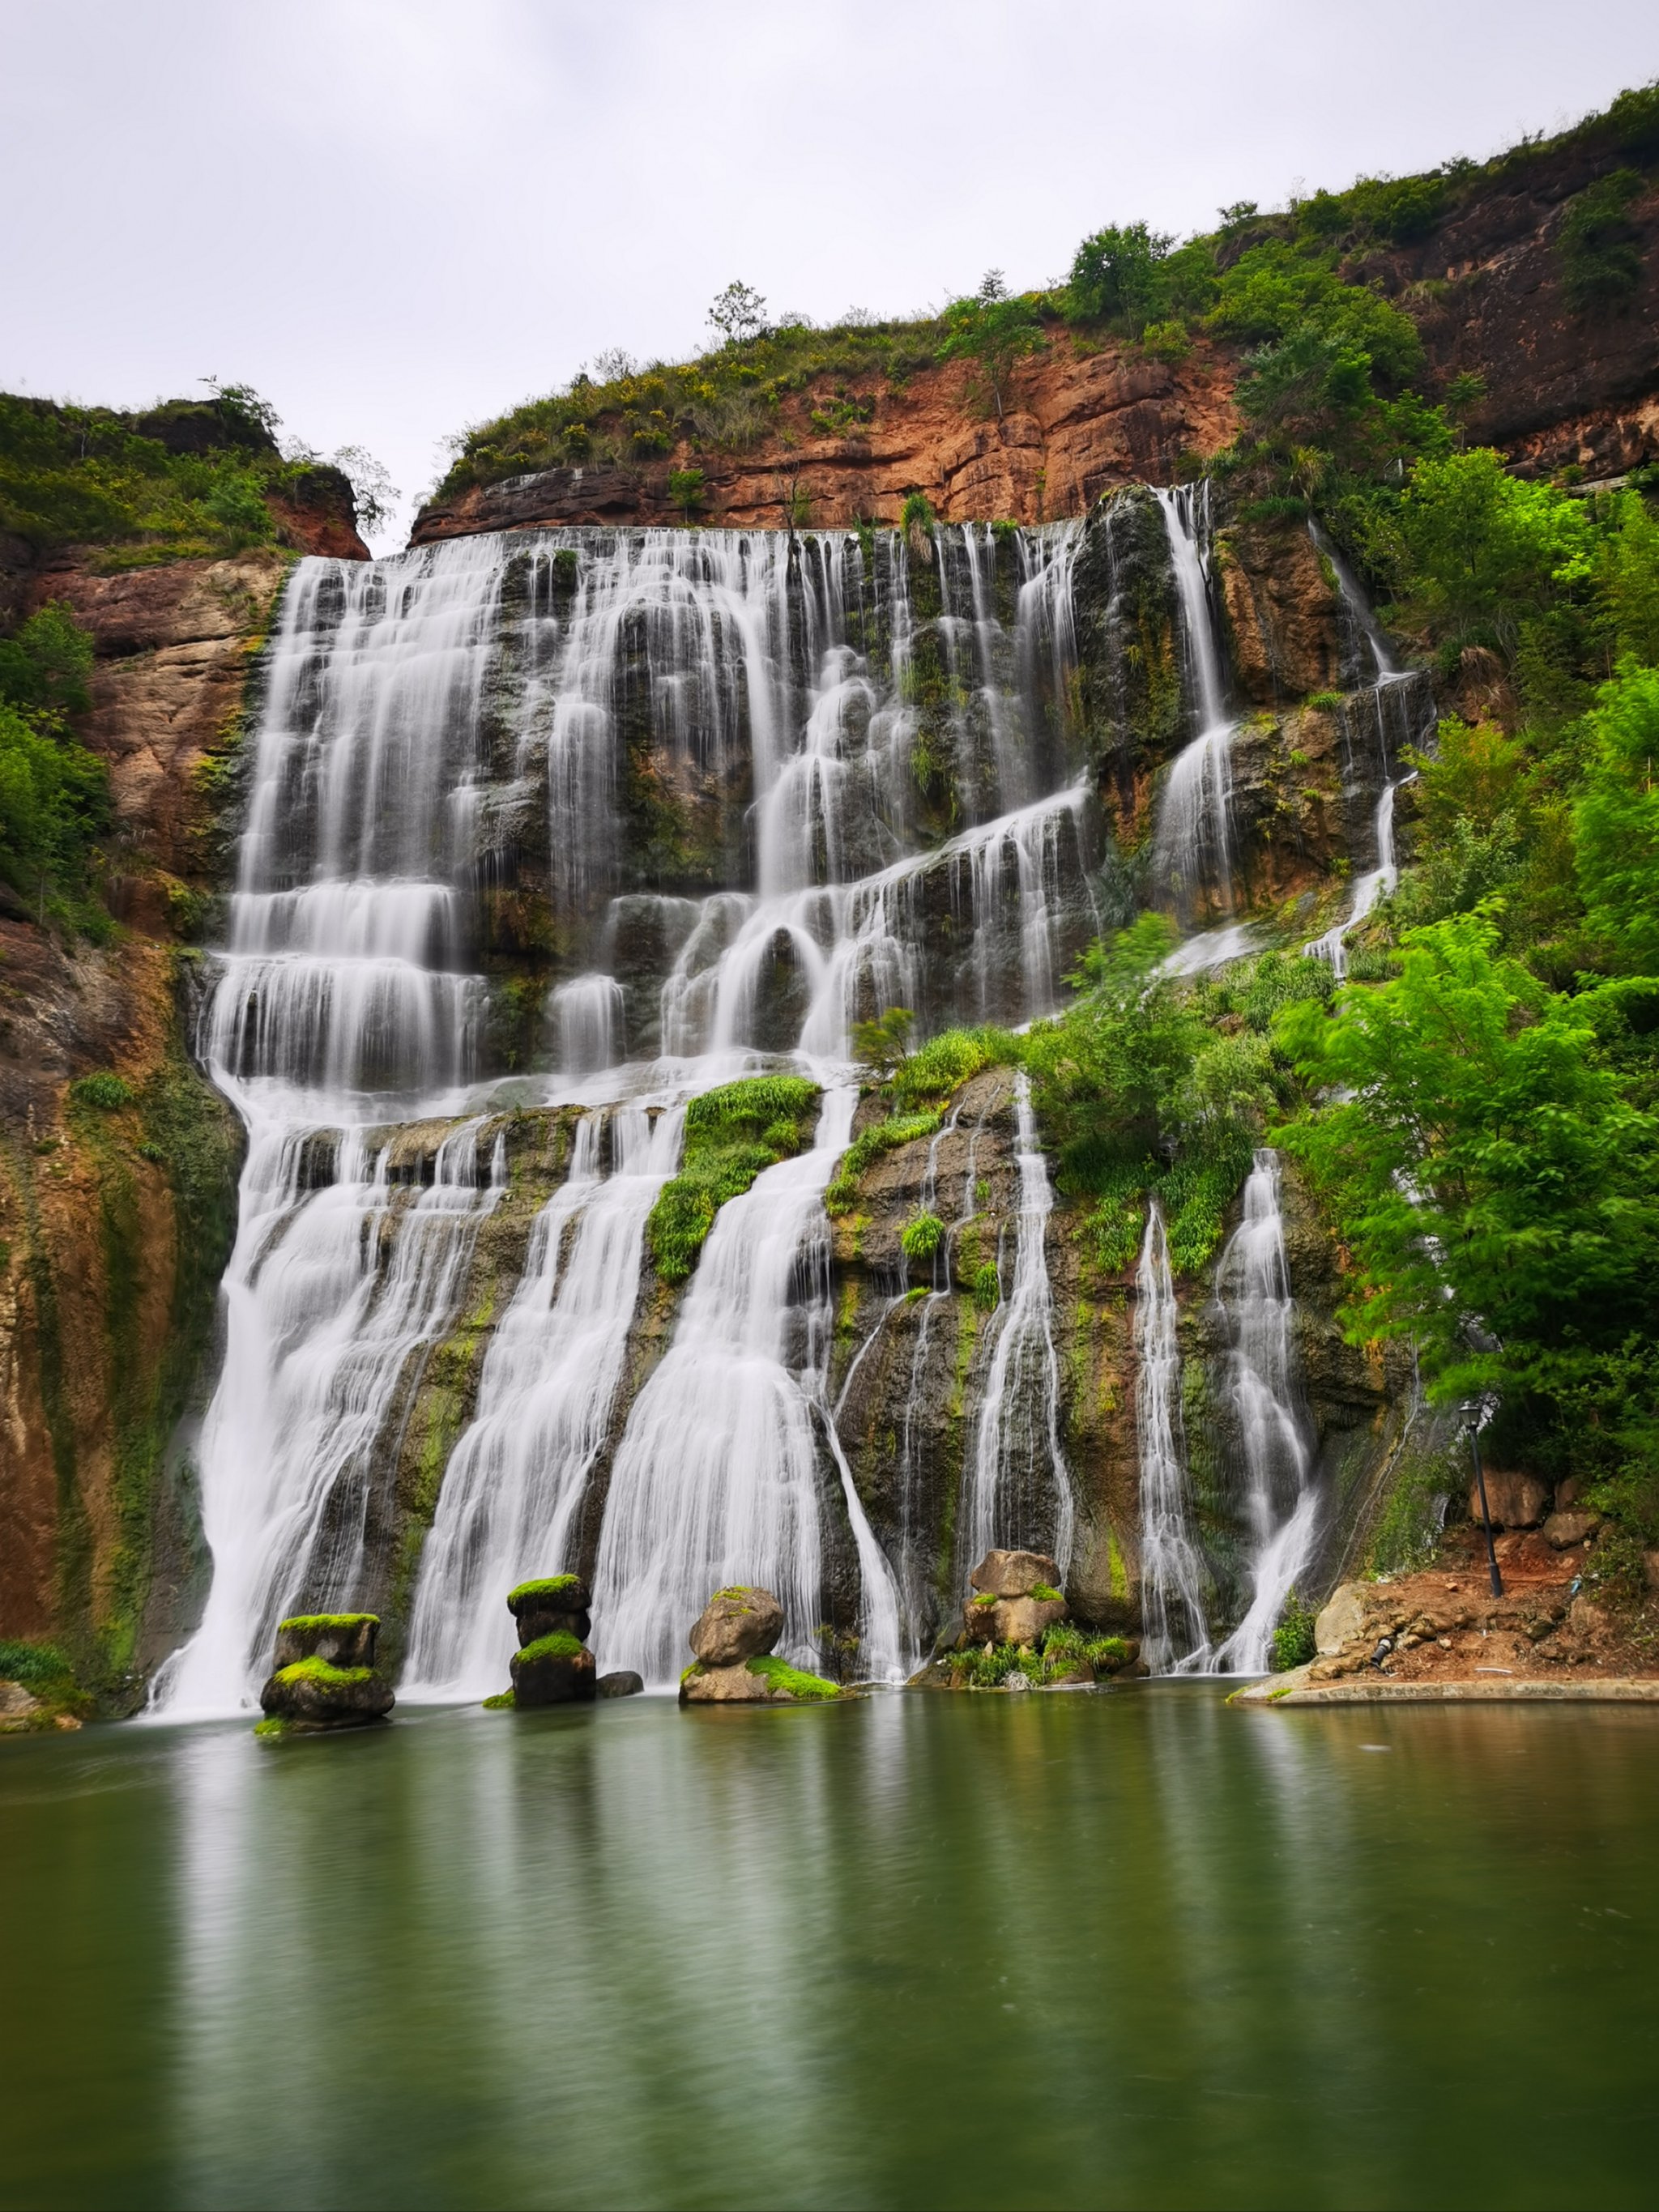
1469, 1416, 1503, 1598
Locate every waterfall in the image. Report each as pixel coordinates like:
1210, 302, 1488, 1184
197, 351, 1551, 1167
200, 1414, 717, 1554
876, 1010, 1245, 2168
1153, 485, 1235, 919
1303, 779, 1402, 980
1134, 1204, 1210, 1672
591, 1087, 906, 1689
155, 1120, 505, 1716
402, 1103, 684, 1698
1301, 520, 1431, 978
1309, 518, 1399, 686
1209, 1151, 1320, 1673
153, 518, 1102, 1714
961, 1071, 1074, 1580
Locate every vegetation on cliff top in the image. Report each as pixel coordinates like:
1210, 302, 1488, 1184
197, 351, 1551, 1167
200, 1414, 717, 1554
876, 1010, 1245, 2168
0, 386, 386, 565
434, 80, 1655, 516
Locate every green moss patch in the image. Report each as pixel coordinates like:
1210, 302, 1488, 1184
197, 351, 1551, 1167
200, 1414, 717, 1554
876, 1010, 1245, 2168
746, 1655, 840, 1700
481, 1690, 516, 1711
506, 1576, 580, 1611
514, 1631, 585, 1664
648, 1078, 820, 1281
253, 1717, 289, 1739
273, 1657, 374, 1688
1030, 1583, 1064, 1603
278, 1612, 379, 1634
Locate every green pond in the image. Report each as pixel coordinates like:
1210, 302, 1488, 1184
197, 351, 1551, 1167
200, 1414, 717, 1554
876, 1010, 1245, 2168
3, 1685, 1656, 2210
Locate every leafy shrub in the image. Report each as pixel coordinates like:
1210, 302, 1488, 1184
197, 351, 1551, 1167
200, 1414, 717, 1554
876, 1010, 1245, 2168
1558, 170, 1644, 313
1138, 318, 1192, 363
68, 1072, 134, 1110
667, 467, 706, 519
901, 1213, 944, 1261
1269, 1592, 1318, 1672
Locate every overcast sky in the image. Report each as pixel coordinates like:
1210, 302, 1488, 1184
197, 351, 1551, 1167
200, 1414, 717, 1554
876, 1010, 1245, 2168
5, 0, 1656, 548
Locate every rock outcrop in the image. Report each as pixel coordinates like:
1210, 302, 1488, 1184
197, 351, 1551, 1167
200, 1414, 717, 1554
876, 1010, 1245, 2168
412, 346, 1239, 541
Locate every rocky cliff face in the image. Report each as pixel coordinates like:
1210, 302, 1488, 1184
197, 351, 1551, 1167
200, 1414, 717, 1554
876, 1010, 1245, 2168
0, 475, 364, 1697
412, 344, 1239, 540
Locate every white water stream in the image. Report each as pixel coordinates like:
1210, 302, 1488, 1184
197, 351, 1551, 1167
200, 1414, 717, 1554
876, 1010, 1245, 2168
1134, 1204, 1210, 1672
962, 1072, 1075, 1582
1209, 1151, 1320, 1673
1154, 485, 1236, 921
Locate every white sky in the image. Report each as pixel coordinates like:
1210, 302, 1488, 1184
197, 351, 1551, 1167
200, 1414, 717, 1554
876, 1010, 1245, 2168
4, 0, 1656, 548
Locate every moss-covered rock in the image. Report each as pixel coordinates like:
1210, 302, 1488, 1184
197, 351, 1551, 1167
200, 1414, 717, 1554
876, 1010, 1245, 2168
510, 1630, 597, 1705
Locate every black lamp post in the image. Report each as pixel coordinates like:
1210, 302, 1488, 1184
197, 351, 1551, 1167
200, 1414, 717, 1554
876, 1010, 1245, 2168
1465, 1402, 1503, 1598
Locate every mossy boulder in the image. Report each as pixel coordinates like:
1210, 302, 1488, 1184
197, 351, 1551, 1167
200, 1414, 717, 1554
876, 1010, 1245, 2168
258, 1652, 394, 1728
508, 1575, 593, 1643
689, 1585, 784, 1666
510, 1630, 597, 1706
680, 1653, 841, 1705
273, 1612, 382, 1670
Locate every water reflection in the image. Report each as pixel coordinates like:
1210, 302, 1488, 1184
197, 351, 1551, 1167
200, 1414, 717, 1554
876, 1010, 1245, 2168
2, 1692, 1656, 2210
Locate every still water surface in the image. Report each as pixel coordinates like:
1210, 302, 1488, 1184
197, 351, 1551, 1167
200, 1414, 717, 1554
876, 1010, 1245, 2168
2, 1685, 1655, 2210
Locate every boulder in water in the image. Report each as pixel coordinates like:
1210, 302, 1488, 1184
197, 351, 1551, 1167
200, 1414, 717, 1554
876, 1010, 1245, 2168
596, 1670, 645, 1698
680, 1587, 839, 1704
502, 1573, 598, 1706
258, 1614, 394, 1732
688, 1586, 785, 1667
508, 1574, 593, 1644
970, 1549, 1062, 1600
512, 1634, 598, 1706
966, 1551, 1068, 1647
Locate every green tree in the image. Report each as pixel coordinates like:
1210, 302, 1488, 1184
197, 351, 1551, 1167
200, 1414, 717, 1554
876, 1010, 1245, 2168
1068, 223, 1174, 329
0, 601, 93, 716
1574, 663, 1659, 973
938, 273, 1045, 420
1384, 449, 1592, 654
707, 281, 769, 346
1557, 169, 1644, 313
1276, 910, 1659, 1407
851, 1005, 915, 1082
667, 467, 707, 522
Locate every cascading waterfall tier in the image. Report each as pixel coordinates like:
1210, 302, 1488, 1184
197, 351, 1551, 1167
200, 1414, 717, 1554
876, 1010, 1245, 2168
1153, 484, 1236, 923
1209, 1150, 1320, 1674
962, 1071, 1075, 1583
156, 519, 1101, 1713
1134, 1204, 1210, 1672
